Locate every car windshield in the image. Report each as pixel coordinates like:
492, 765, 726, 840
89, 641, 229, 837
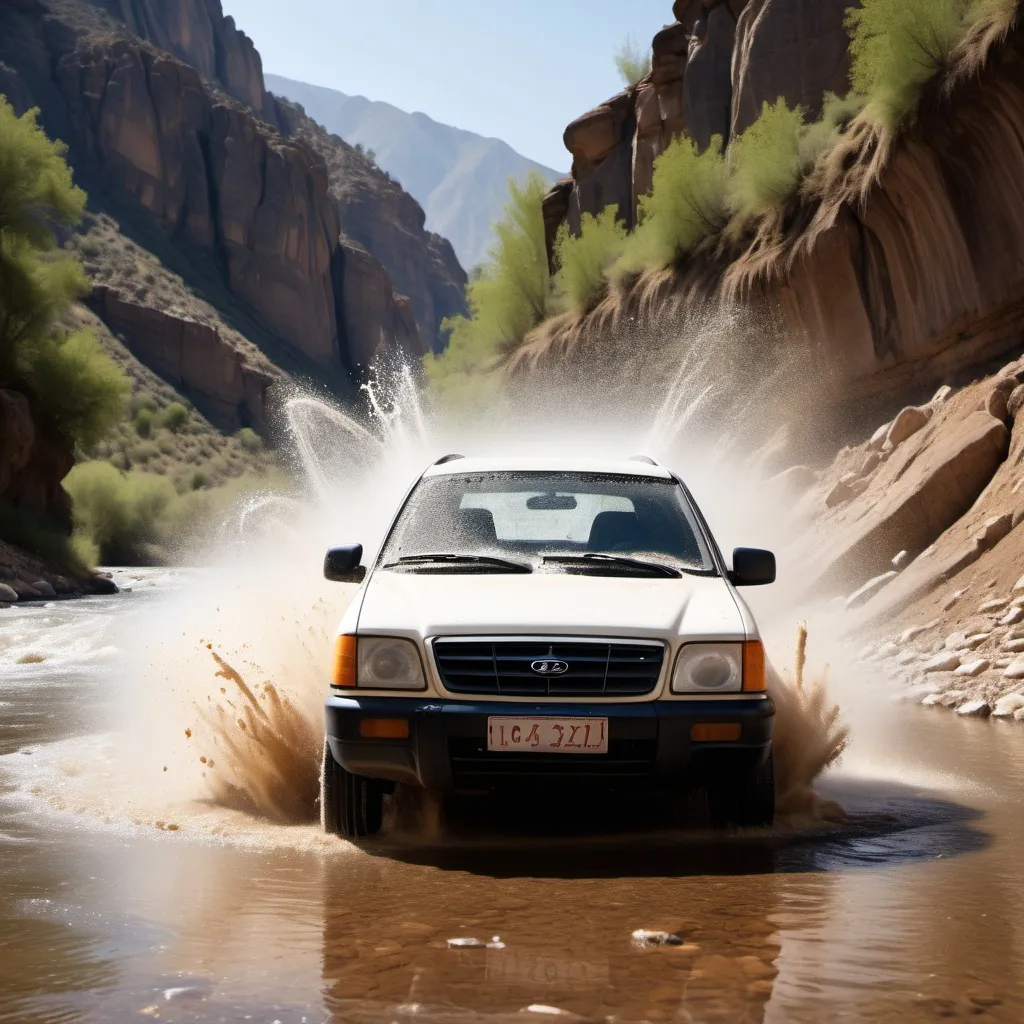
378, 471, 717, 574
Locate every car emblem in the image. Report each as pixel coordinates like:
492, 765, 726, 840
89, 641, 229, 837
531, 660, 569, 676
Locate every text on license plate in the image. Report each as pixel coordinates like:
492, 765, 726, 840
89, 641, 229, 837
487, 716, 609, 754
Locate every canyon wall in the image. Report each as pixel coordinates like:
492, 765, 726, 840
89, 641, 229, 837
538, 1, 1024, 412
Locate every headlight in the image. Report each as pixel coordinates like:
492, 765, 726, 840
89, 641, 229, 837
672, 643, 743, 693
357, 637, 426, 690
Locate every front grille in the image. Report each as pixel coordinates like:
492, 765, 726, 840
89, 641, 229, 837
448, 737, 657, 783
432, 639, 664, 697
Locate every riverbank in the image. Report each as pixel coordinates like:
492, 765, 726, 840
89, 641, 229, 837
0, 538, 118, 604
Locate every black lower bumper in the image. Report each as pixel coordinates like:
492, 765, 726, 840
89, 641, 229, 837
324, 695, 774, 793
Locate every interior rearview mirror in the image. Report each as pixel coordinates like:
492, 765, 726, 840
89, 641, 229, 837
526, 493, 578, 511
324, 544, 367, 584
729, 547, 776, 587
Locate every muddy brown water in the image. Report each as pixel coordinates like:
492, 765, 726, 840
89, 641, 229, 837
1, 588, 1023, 1023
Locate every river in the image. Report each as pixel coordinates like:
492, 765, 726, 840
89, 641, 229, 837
1, 575, 1023, 1024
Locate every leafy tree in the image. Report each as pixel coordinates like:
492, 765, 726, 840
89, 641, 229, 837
426, 172, 551, 395
615, 36, 652, 88
0, 97, 129, 447
553, 206, 628, 313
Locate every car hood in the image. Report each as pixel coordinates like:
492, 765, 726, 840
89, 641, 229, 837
356, 570, 747, 641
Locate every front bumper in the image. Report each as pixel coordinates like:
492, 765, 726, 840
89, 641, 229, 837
324, 695, 774, 793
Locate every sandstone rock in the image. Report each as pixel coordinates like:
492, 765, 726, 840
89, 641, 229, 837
1003, 658, 1024, 679
992, 693, 1024, 717
826, 472, 865, 508
1003, 638, 1024, 653
542, 179, 574, 271
891, 549, 909, 570
886, 406, 932, 449
866, 422, 890, 451
8, 581, 41, 600
923, 652, 961, 673
1008, 384, 1024, 419
938, 690, 969, 707
1000, 606, 1024, 626
956, 700, 992, 717
931, 385, 954, 405
955, 659, 990, 677
731, 0, 853, 137
899, 625, 928, 642
683, 4, 736, 150
965, 633, 992, 647
979, 596, 1010, 613
0, 583, 18, 603
861, 452, 883, 477
30, 581, 56, 598
944, 631, 969, 650
986, 385, 1010, 423
944, 588, 968, 611
921, 693, 944, 706
846, 571, 897, 610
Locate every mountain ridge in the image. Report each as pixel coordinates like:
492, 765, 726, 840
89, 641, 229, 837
265, 74, 565, 270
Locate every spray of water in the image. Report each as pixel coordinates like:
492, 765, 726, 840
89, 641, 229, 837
24, 311, 851, 838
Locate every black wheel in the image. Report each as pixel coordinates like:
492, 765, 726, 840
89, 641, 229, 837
321, 741, 385, 838
706, 752, 775, 828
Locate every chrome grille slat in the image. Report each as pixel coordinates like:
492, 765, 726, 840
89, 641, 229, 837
434, 639, 663, 697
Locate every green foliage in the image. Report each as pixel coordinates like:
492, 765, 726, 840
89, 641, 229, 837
797, 92, 867, 170
17, 330, 130, 448
615, 35, 652, 88
134, 406, 154, 438
0, 501, 87, 574
618, 135, 729, 273
0, 97, 130, 450
234, 427, 263, 454
846, 0, 974, 125
161, 402, 189, 433
553, 206, 628, 314
727, 99, 807, 220
427, 172, 551, 397
66, 461, 286, 565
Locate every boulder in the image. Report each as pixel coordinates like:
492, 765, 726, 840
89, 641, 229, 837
30, 581, 56, 598
992, 693, 1024, 717
846, 571, 897, 610
891, 550, 909, 570
0, 583, 19, 603
954, 659, 990, 677
923, 652, 961, 673
1003, 658, 1024, 679
956, 700, 992, 717
1008, 385, 1024, 419
885, 406, 931, 449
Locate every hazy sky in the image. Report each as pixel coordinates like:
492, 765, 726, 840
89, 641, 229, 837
222, 0, 676, 170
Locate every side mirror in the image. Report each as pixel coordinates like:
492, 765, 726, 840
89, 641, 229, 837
324, 544, 367, 584
729, 547, 776, 587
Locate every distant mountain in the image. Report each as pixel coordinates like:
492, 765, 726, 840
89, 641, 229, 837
265, 75, 565, 270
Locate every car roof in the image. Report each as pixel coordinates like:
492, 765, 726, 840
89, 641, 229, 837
422, 456, 675, 480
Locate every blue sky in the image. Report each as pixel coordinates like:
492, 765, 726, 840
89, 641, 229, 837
222, 0, 677, 170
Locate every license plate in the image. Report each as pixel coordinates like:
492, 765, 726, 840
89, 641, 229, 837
486, 716, 608, 754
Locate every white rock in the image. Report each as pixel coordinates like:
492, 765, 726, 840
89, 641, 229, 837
964, 633, 992, 648
631, 930, 683, 947
1014, 575, 1024, 591
524, 1006, 571, 1016
1015, 708, 1024, 722
447, 937, 487, 948
979, 597, 1010, 613
892, 550, 909, 571
1003, 658, 1024, 679
1003, 639, 1024, 654
955, 659, 990, 677
846, 571, 898, 610
886, 406, 931, 448
921, 693, 944, 706
1000, 606, 1024, 626
867, 422, 890, 451
944, 631, 969, 650
931, 385, 953, 404
0, 584, 18, 603
943, 588, 968, 611
996, 657, 1013, 668
923, 652, 961, 673
896, 650, 920, 666
956, 700, 992, 717
900, 625, 927, 643
992, 693, 1024, 718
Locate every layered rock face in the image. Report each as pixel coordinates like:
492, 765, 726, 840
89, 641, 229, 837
101, 0, 273, 116
551, 0, 854, 241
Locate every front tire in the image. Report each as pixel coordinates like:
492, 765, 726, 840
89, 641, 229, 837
706, 752, 775, 828
321, 741, 385, 838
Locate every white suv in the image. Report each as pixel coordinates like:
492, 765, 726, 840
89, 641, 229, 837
321, 455, 776, 837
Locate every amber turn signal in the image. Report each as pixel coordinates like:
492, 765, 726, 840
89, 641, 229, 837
332, 634, 358, 687
742, 640, 766, 692
691, 723, 743, 742
359, 718, 410, 740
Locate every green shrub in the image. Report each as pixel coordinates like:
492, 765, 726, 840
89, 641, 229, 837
427, 172, 551, 397
161, 402, 189, 433
618, 135, 729, 273
615, 36, 652, 88
552, 206, 628, 314
0, 501, 87, 574
190, 470, 212, 491
134, 406, 155, 438
846, 0, 971, 126
17, 330, 130, 449
798, 92, 868, 170
727, 99, 807, 220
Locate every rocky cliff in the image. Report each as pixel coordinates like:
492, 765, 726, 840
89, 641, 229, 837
533, 1, 1024, 417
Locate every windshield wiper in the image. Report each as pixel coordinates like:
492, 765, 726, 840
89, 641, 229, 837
542, 553, 683, 578
382, 553, 533, 573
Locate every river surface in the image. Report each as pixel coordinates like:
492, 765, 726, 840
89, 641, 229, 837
2, 582, 1023, 1024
